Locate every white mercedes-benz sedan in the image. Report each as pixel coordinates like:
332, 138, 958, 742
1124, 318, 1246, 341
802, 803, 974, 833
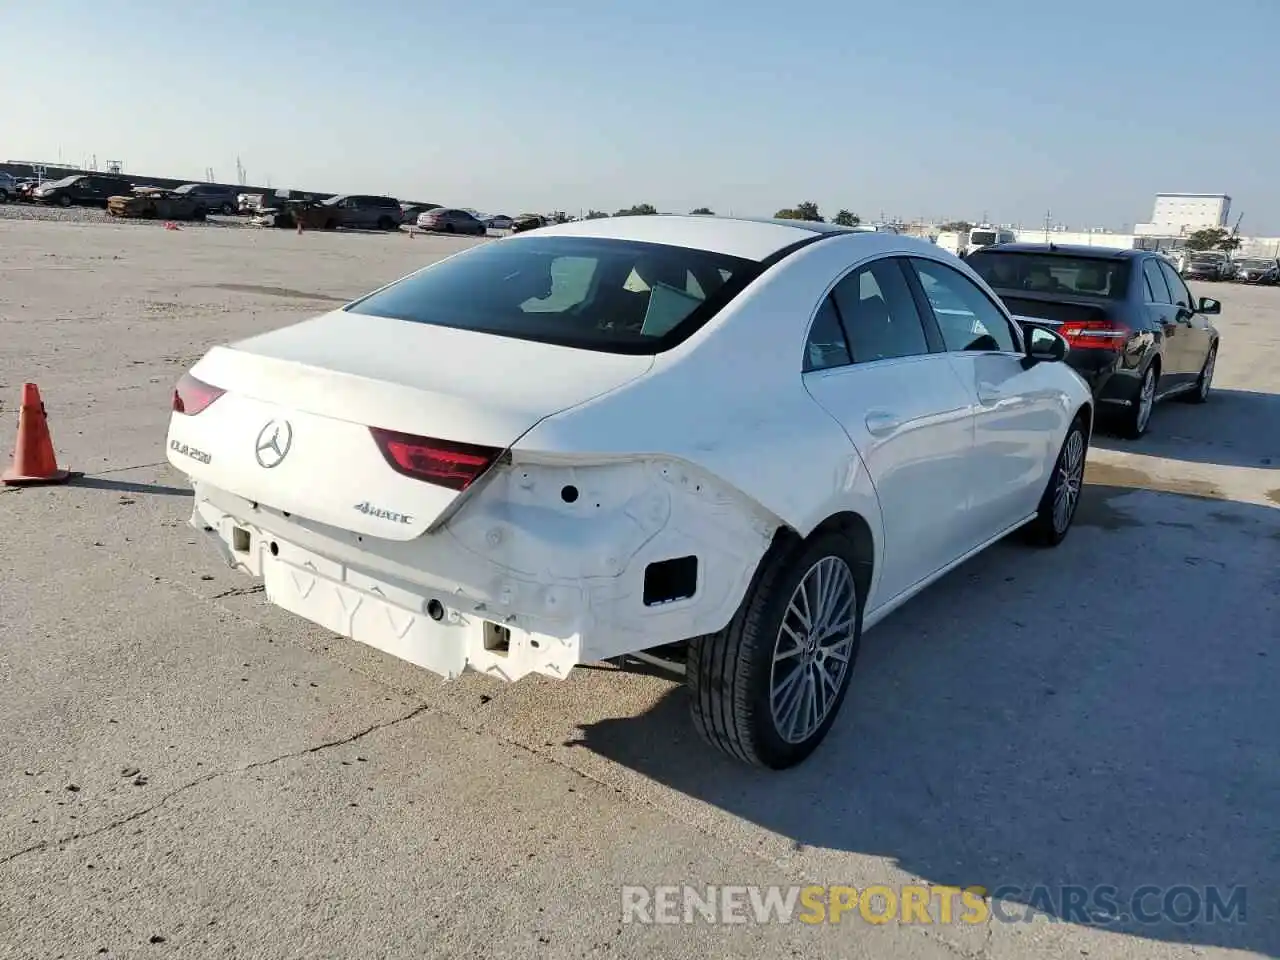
166, 215, 1093, 768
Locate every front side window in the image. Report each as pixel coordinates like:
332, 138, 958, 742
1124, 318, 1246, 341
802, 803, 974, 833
1157, 260, 1191, 309
831, 258, 930, 363
910, 258, 1017, 353
347, 236, 758, 353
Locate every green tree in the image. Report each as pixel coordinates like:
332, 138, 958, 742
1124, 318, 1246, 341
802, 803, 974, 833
940, 220, 973, 233
583, 210, 609, 220
689, 206, 715, 215
615, 203, 658, 217
775, 201, 824, 222
833, 209, 860, 227
1185, 227, 1229, 251
1217, 234, 1242, 252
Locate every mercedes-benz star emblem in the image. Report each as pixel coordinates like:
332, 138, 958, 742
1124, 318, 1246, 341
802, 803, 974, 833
254, 420, 293, 469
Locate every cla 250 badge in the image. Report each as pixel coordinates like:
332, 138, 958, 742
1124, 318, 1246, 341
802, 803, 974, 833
170, 439, 212, 465
353, 501, 413, 524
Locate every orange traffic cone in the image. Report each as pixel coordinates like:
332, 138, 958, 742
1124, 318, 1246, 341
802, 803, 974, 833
2, 383, 74, 486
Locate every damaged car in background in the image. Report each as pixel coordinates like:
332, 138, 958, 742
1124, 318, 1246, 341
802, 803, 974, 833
249, 198, 333, 230
108, 186, 208, 221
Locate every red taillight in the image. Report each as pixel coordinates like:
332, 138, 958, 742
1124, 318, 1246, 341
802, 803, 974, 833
369, 428, 503, 491
172, 372, 225, 415
1057, 319, 1130, 352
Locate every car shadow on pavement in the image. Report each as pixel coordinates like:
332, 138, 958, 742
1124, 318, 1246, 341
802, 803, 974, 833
575, 484, 1280, 956
70, 476, 193, 497
1092, 388, 1279, 470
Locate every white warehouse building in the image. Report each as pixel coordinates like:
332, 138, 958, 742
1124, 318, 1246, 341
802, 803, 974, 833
1134, 192, 1231, 237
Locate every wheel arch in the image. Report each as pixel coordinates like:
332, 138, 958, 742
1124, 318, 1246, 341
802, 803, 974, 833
762, 509, 876, 615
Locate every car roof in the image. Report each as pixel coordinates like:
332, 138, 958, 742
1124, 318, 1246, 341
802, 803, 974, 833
521, 214, 882, 261
976, 242, 1144, 260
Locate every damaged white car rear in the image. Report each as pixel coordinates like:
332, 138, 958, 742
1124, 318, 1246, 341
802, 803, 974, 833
166, 215, 1093, 768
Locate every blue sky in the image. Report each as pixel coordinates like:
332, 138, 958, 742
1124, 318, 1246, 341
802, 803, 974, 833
5, 0, 1278, 231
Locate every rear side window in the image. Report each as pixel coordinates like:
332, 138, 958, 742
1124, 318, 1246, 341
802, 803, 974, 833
346, 236, 760, 353
831, 258, 930, 363
803, 298, 851, 372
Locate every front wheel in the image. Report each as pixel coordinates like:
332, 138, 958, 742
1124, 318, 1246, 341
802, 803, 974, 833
1182, 343, 1216, 404
59, 195, 73, 208
687, 532, 863, 769
1023, 414, 1089, 547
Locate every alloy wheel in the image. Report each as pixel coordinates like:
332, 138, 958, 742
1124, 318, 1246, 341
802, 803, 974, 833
769, 556, 857, 744
1200, 348, 1216, 399
1136, 369, 1156, 433
1053, 429, 1085, 534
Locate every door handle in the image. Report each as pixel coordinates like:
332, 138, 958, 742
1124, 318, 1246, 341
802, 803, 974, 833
977, 382, 1002, 405
864, 411, 902, 436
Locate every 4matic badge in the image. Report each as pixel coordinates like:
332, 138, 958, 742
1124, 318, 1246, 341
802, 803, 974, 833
353, 501, 413, 524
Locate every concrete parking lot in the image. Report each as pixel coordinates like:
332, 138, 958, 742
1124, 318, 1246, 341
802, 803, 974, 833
1, 219, 1276, 960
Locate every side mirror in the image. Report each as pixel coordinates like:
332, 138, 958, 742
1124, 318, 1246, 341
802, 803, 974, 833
1197, 297, 1221, 315
1021, 324, 1069, 367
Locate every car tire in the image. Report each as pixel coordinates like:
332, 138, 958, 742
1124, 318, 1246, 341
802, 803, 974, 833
58, 195, 72, 208
1182, 342, 1217, 404
1118, 363, 1158, 440
192, 207, 207, 222
687, 531, 863, 770
1022, 412, 1089, 547
0, 191, 8, 205
377, 216, 394, 230
324, 219, 337, 231
444, 223, 455, 233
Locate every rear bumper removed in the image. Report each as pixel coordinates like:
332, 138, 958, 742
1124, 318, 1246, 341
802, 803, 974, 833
187, 460, 775, 682
192, 498, 577, 681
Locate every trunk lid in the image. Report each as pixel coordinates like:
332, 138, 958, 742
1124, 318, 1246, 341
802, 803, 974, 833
1000, 292, 1113, 328
166, 309, 653, 540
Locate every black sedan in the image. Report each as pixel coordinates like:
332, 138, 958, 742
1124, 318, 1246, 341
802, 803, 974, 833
965, 243, 1221, 439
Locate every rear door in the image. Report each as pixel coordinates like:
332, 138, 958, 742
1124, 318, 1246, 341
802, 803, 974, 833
1158, 259, 1213, 381
801, 256, 978, 602
907, 257, 1062, 541
1140, 257, 1189, 385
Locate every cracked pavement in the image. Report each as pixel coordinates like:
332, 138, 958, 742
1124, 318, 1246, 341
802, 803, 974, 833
1, 221, 1277, 959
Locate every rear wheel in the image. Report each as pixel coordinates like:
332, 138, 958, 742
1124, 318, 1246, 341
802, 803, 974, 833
1023, 413, 1088, 547
687, 531, 863, 769
1118, 363, 1157, 439
220, 202, 236, 215
377, 215, 395, 230
1182, 343, 1216, 404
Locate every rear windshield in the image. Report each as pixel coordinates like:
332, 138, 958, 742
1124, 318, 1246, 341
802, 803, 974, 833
966, 251, 1131, 299
1238, 258, 1273, 268
970, 231, 997, 246
346, 236, 760, 353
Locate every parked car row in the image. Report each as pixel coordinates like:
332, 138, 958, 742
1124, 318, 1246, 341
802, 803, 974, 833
1173, 249, 1280, 284
165, 216, 1221, 770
